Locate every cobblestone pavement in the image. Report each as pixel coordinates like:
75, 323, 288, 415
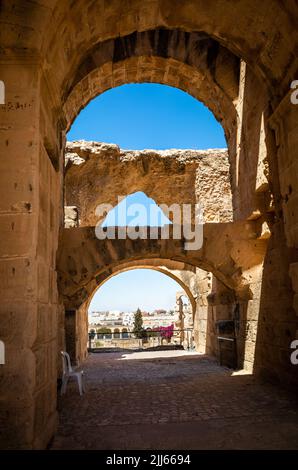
51, 351, 298, 450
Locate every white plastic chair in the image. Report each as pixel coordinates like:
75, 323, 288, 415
61, 351, 85, 396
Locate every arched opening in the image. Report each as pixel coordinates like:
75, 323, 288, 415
59, 72, 267, 370
87, 268, 196, 352
64, 83, 232, 228
100, 191, 172, 228
122, 328, 129, 339
67, 83, 226, 149
113, 328, 121, 339
96, 327, 112, 341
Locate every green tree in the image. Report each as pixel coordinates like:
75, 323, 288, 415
133, 308, 145, 339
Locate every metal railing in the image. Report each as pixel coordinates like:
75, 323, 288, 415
88, 328, 195, 351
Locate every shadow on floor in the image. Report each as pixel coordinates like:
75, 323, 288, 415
52, 351, 298, 450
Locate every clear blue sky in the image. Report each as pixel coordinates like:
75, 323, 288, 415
67, 83, 226, 149
102, 191, 171, 227
88, 269, 182, 312
67, 83, 226, 312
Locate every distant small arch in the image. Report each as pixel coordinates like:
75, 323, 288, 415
113, 328, 120, 339
122, 328, 129, 339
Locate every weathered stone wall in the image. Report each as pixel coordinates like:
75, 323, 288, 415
76, 302, 89, 366
192, 269, 211, 354
269, 92, 298, 371
0, 64, 62, 449
65, 142, 233, 226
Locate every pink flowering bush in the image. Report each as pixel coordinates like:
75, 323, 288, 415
153, 324, 174, 340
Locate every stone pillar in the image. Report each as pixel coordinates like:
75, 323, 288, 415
64, 302, 89, 366
194, 269, 212, 353
270, 96, 298, 249
250, 95, 298, 386
65, 310, 76, 363
175, 294, 184, 344
0, 61, 60, 448
237, 265, 263, 372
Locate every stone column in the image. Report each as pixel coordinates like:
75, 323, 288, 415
0, 60, 60, 448
193, 269, 212, 353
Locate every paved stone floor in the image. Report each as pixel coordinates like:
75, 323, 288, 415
51, 351, 298, 450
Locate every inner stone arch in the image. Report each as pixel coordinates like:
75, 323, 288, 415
70, 263, 200, 364
63, 29, 239, 135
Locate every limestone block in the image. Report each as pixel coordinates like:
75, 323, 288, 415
37, 262, 50, 304
33, 376, 58, 445
0, 214, 33, 257
0, 400, 35, 449
0, 301, 37, 347
64, 206, 79, 228
257, 221, 271, 240
0, 346, 36, 400
246, 299, 260, 321
244, 340, 256, 364
35, 304, 57, 347
0, 258, 35, 300
244, 320, 258, 342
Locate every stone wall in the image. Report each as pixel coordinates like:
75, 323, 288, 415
0, 64, 61, 449
65, 142, 233, 226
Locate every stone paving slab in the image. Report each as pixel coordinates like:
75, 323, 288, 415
51, 351, 298, 450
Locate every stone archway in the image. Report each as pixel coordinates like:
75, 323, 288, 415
58, 221, 267, 372
76, 263, 198, 359
63, 31, 238, 157
89, 262, 197, 314
57, 221, 266, 309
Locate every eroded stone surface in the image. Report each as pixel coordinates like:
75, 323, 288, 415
65, 141, 232, 226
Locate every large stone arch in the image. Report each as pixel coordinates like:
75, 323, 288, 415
59, 29, 241, 213
63, 29, 239, 133
3, 1, 295, 92
54, 28, 274, 223
85, 260, 197, 315
63, 49, 240, 201
70, 261, 199, 365
57, 222, 267, 309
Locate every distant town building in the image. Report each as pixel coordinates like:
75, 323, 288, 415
88, 292, 193, 339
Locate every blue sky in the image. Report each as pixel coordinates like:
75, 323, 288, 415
67, 83, 226, 312
67, 83, 226, 149
102, 191, 171, 227
88, 269, 182, 312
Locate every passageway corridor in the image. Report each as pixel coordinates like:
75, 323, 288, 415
51, 352, 298, 450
